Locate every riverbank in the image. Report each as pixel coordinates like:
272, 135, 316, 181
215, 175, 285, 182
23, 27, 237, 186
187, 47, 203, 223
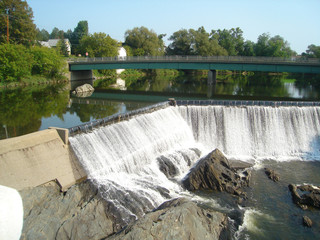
0, 76, 68, 90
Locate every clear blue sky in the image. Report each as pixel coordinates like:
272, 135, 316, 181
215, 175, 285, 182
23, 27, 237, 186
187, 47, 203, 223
27, 0, 320, 54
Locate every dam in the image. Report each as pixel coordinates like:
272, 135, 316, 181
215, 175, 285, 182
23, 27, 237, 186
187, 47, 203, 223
1, 100, 320, 239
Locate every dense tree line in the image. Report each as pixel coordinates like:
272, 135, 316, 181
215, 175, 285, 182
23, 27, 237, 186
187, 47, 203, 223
1, 0, 319, 83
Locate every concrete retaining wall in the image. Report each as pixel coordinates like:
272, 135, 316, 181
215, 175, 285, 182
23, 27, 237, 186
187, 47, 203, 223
0, 129, 86, 191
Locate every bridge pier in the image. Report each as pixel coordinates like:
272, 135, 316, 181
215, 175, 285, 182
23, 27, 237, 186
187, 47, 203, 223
70, 70, 94, 90
208, 70, 217, 85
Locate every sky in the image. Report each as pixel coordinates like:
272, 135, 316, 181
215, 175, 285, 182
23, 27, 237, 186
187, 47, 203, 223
27, 0, 320, 54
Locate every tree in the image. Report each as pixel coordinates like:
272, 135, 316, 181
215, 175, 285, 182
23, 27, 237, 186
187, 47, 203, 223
79, 32, 118, 57
268, 35, 295, 57
36, 28, 50, 41
211, 27, 244, 56
254, 33, 269, 56
167, 27, 227, 56
56, 39, 69, 57
241, 40, 255, 56
191, 27, 227, 56
50, 27, 64, 39
302, 44, 320, 58
254, 33, 295, 57
0, 0, 37, 45
30, 46, 64, 78
71, 20, 89, 55
167, 29, 194, 55
124, 27, 165, 56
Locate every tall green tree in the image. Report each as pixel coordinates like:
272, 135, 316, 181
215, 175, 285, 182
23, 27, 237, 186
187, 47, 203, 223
79, 32, 118, 57
254, 33, 295, 57
210, 27, 244, 56
241, 40, 255, 56
302, 44, 320, 58
36, 28, 50, 41
56, 39, 69, 57
49, 27, 64, 39
124, 27, 165, 56
167, 29, 194, 55
167, 27, 227, 56
0, 0, 37, 45
71, 20, 89, 55
191, 27, 227, 56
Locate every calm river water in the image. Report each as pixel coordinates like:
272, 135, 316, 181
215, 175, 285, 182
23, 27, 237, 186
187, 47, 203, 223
1, 72, 319, 139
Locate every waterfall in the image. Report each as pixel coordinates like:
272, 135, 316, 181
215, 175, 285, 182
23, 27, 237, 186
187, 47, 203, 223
179, 105, 320, 161
69, 107, 201, 224
69, 104, 320, 224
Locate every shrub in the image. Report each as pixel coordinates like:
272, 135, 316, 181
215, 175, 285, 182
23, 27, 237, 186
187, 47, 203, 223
0, 44, 65, 83
0, 44, 33, 82
30, 46, 64, 78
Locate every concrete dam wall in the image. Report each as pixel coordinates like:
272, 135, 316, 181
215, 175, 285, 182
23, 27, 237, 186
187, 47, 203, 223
0, 128, 86, 192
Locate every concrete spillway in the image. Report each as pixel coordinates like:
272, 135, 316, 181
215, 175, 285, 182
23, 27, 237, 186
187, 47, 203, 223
0, 128, 86, 191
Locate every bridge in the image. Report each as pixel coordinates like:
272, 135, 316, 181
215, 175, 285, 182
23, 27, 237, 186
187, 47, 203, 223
69, 55, 320, 84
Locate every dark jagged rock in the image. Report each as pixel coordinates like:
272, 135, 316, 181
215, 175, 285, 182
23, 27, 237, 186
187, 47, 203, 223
108, 198, 229, 240
288, 184, 320, 210
157, 156, 179, 178
182, 149, 251, 197
19, 180, 115, 240
264, 168, 280, 182
302, 216, 313, 227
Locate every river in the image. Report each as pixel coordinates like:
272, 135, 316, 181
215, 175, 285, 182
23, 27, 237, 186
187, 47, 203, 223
0, 72, 319, 139
1, 72, 320, 239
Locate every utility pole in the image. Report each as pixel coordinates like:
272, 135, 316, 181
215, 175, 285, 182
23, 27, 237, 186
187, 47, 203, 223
5, 8, 9, 43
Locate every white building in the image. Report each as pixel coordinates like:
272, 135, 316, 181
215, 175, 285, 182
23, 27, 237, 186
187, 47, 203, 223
116, 47, 127, 74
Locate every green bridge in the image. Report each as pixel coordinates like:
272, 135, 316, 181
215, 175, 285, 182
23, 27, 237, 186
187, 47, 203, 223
69, 55, 320, 84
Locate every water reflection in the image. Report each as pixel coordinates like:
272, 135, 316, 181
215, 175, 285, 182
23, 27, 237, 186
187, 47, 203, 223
0, 72, 319, 139
0, 84, 69, 139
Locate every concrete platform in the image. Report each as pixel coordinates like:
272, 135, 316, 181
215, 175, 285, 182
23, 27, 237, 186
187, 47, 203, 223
0, 129, 86, 191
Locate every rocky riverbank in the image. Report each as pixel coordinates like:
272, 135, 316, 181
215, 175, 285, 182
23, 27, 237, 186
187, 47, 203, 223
18, 148, 254, 240
19, 181, 230, 240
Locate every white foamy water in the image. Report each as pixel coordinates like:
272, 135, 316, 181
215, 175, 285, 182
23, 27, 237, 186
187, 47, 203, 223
69, 107, 201, 222
235, 208, 275, 240
179, 105, 320, 161
69, 104, 320, 223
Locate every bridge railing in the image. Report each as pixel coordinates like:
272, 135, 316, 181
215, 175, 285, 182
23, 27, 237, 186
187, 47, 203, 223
69, 55, 320, 65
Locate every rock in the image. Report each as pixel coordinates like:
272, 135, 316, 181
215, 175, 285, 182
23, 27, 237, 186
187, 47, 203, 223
264, 168, 280, 182
288, 184, 320, 210
157, 156, 179, 178
182, 149, 250, 197
19, 180, 115, 240
302, 216, 313, 227
73, 84, 94, 97
108, 198, 228, 240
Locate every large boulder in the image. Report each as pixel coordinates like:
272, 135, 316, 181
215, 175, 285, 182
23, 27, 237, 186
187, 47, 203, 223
108, 198, 229, 240
19, 180, 115, 240
288, 184, 320, 210
182, 149, 250, 196
72, 84, 94, 97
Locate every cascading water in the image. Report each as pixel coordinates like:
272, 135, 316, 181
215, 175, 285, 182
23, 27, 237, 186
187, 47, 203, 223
69, 103, 320, 231
179, 105, 320, 161
69, 107, 202, 224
